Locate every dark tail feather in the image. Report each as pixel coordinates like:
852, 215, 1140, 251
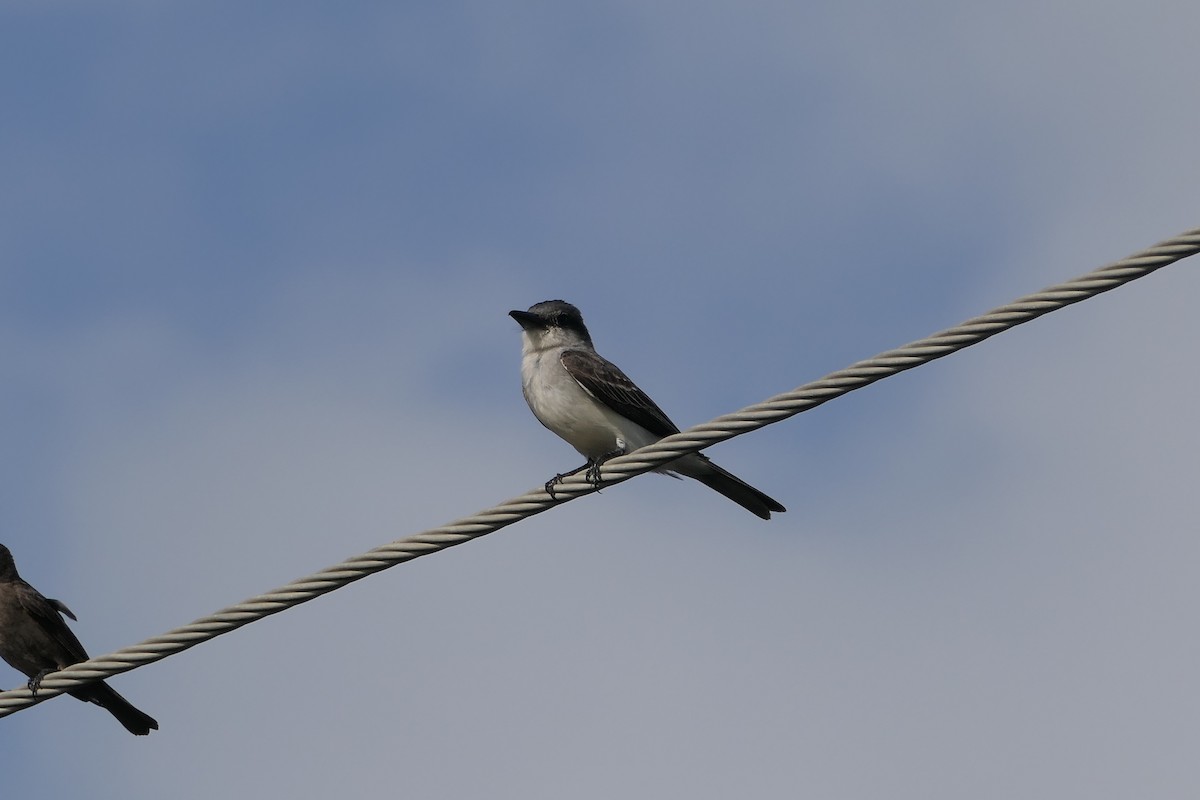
72, 681, 159, 736
688, 457, 786, 520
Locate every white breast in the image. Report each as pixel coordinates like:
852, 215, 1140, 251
520, 350, 660, 459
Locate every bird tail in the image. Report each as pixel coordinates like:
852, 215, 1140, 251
73, 681, 159, 735
680, 455, 786, 520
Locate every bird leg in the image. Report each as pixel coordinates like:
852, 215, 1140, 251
27, 668, 52, 696
545, 462, 589, 499
545, 447, 626, 498
584, 448, 625, 487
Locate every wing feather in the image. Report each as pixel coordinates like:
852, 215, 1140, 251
15, 582, 90, 664
560, 349, 679, 438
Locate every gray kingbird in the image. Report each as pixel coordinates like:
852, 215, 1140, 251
510, 300, 786, 519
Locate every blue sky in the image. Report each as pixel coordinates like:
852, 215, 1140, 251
2, 3, 1198, 797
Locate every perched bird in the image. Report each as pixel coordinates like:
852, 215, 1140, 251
0, 544, 158, 735
510, 300, 786, 519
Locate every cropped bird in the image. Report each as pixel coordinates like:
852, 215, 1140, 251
510, 300, 785, 519
0, 544, 158, 735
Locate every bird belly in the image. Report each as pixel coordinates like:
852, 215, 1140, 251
0, 622, 71, 677
522, 355, 659, 460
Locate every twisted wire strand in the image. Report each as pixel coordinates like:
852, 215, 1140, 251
2, 227, 1197, 718
521, 230, 1200, 494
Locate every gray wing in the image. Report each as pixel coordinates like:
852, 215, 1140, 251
560, 349, 680, 438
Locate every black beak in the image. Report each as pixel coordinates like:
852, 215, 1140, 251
509, 309, 541, 329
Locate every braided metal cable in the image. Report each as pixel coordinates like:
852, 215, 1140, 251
2, 226, 1197, 719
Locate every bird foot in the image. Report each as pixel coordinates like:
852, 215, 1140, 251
545, 462, 589, 499
27, 669, 52, 696
544, 449, 624, 498
584, 448, 625, 487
